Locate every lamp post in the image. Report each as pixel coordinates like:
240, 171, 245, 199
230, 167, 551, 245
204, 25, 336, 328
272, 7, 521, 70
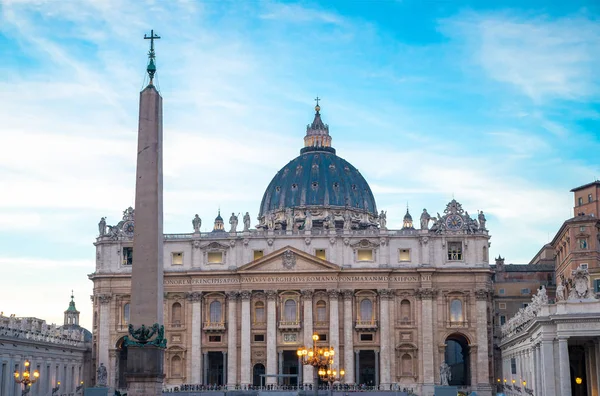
297, 334, 335, 396
14, 360, 40, 395
52, 381, 61, 395
76, 380, 84, 393
318, 366, 345, 396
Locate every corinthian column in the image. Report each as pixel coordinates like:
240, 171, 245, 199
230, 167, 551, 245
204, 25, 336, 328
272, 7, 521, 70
226, 291, 238, 389
266, 290, 278, 386
328, 290, 340, 373
97, 294, 112, 384
187, 292, 203, 384
301, 289, 314, 386
341, 290, 355, 384
558, 337, 572, 396
417, 288, 436, 388
378, 289, 393, 389
474, 289, 491, 392
240, 291, 252, 388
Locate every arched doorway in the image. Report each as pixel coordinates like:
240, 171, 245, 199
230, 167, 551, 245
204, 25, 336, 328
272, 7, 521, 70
445, 333, 470, 386
116, 338, 128, 389
253, 363, 265, 387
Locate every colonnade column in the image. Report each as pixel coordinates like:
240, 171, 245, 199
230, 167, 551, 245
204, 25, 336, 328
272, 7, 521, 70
341, 290, 355, 384
355, 351, 360, 384
301, 290, 314, 386
222, 352, 228, 385
378, 289, 392, 389
374, 350, 380, 388
240, 291, 252, 388
540, 338, 556, 396
278, 351, 284, 386
475, 289, 491, 392
226, 292, 238, 389
328, 290, 340, 373
266, 290, 278, 386
108, 350, 117, 391
558, 337, 572, 396
534, 345, 542, 395
97, 294, 112, 387
417, 288, 436, 387
188, 292, 203, 384
203, 353, 208, 385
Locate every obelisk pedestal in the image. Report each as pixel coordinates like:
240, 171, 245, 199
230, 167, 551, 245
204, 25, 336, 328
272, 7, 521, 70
125, 30, 166, 396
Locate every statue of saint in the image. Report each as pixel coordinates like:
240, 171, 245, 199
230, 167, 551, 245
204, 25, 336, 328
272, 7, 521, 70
285, 208, 294, 230
192, 214, 201, 233
98, 217, 106, 236
478, 211, 487, 230
379, 210, 387, 230
343, 210, 352, 230
304, 211, 313, 231
556, 281, 566, 302
440, 362, 451, 386
97, 363, 108, 387
243, 212, 251, 231
420, 209, 431, 230
229, 213, 238, 233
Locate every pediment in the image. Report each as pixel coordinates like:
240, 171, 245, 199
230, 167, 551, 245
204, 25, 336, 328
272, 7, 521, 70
237, 246, 340, 273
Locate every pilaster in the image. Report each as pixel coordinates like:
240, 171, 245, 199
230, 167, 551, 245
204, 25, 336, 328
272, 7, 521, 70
558, 337, 572, 396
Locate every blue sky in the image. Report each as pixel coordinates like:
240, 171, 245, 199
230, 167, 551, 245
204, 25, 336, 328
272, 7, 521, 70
0, 0, 599, 329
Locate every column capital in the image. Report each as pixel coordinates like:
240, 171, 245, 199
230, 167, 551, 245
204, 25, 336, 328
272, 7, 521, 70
378, 289, 393, 300
186, 291, 202, 302
327, 289, 340, 300
557, 336, 570, 342
341, 289, 354, 300
300, 289, 314, 300
239, 290, 252, 301
416, 288, 437, 300
266, 290, 278, 300
97, 294, 112, 304
226, 291, 239, 300
475, 288, 492, 301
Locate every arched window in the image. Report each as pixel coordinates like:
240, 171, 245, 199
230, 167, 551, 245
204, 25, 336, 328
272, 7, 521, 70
401, 354, 412, 375
171, 355, 182, 377
210, 301, 222, 323
400, 300, 411, 324
123, 303, 130, 324
360, 299, 373, 322
284, 299, 297, 322
316, 300, 327, 322
450, 299, 463, 322
254, 301, 265, 323
171, 302, 182, 326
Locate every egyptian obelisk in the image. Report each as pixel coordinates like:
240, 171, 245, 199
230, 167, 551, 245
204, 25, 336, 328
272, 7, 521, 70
126, 30, 165, 396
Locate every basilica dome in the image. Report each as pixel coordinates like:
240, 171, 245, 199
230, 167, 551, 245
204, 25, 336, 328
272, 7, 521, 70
258, 104, 378, 230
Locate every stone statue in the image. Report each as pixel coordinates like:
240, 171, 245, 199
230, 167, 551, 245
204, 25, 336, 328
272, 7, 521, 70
243, 212, 251, 231
343, 210, 352, 230
285, 208, 294, 230
556, 281, 566, 302
304, 211, 313, 231
440, 362, 451, 386
266, 212, 275, 230
229, 213, 238, 233
97, 363, 108, 387
420, 209, 431, 230
478, 211, 487, 230
379, 210, 387, 229
192, 214, 201, 233
98, 217, 106, 236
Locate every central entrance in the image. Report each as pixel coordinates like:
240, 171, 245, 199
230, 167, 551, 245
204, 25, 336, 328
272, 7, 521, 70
445, 333, 470, 386
358, 350, 376, 386
207, 351, 225, 386
281, 350, 299, 387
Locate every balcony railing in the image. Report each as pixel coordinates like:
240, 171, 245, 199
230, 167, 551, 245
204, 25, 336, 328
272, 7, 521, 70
396, 319, 413, 327
203, 321, 226, 332
278, 320, 301, 330
354, 319, 378, 331
313, 321, 329, 328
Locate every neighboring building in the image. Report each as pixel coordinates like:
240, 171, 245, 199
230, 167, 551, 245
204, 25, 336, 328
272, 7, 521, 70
490, 256, 555, 384
90, 101, 495, 395
499, 269, 600, 396
572, 180, 600, 218
0, 294, 92, 396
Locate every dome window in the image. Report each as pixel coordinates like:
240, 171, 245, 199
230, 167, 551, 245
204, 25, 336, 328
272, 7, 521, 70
329, 164, 336, 171
311, 182, 319, 190
276, 186, 281, 193
351, 184, 357, 190
333, 182, 339, 190
296, 165, 303, 174
291, 184, 298, 190
344, 166, 350, 172
283, 168, 289, 176
312, 164, 319, 171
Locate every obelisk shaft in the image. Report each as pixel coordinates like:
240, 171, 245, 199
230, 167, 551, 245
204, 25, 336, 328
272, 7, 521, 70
126, 84, 165, 396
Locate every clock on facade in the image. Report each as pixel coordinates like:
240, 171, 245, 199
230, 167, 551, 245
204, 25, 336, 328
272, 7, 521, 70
123, 221, 135, 237
445, 214, 463, 230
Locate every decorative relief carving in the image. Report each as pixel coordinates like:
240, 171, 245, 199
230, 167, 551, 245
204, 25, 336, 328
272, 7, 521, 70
378, 289, 394, 300
282, 250, 296, 269
415, 288, 436, 300
192, 240, 200, 249
226, 291, 239, 300
305, 237, 311, 246
265, 290, 278, 300
341, 289, 354, 300
343, 238, 350, 246
300, 289, 314, 300
327, 289, 340, 300
267, 238, 274, 246
329, 237, 336, 245
186, 292, 202, 302
239, 290, 252, 301
475, 289, 491, 301
98, 294, 112, 304
243, 238, 249, 246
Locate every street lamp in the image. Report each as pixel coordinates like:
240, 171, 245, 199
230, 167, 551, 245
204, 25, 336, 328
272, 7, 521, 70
14, 360, 40, 394
318, 367, 345, 396
52, 381, 61, 395
76, 380, 84, 393
297, 334, 336, 396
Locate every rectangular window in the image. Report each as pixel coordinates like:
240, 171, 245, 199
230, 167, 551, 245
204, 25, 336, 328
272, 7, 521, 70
253, 250, 264, 260
317, 334, 327, 342
521, 288, 530, 295
315, 249, 326, 260
360, 333, 373, 341
499, 288, 505, 295
122, 247, 133, 266
511, 358, 517, 374
357, 249, 373, 262
399, 249, 411, 262
580, 226, 587, 232
499, 303, 506, 310
594, 279, 600, 293
578, 197, 583, 206
578, 239, 588, 249
589, 193, 593, 203
171, 252, 183, 265
580, 263, 589, 270
447, 242, 462, 261
254, 334, 265, 342
208, 335, 221, 343
500, 315, 506, 325
207, 251, 223, 264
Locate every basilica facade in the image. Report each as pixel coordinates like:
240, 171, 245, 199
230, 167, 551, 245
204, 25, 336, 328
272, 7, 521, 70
90, 105, 494, 395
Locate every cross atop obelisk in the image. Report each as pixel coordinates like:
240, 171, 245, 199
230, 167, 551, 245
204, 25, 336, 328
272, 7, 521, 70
144, 29, 161, 85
